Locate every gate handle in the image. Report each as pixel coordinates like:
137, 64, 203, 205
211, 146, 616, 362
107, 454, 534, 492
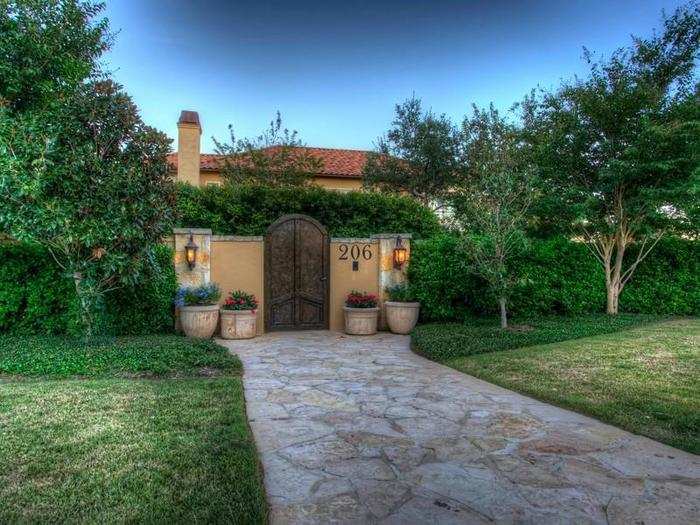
320, 276, 328, 281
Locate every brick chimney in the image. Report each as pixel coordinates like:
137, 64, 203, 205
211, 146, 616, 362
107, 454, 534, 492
177, 110, 201, 186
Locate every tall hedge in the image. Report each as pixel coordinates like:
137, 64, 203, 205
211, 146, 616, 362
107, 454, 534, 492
176, 183, 443, 238
409, 235, 699, 320
0, 243, 177, 335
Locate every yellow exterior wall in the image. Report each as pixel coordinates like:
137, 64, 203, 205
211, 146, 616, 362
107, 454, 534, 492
210, 237, 265, 335
329, 239, 379, 331
313, 177, 363, 191
192, 171, 363, 192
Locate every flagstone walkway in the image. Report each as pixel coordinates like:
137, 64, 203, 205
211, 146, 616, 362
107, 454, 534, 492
221, 331, 699, 524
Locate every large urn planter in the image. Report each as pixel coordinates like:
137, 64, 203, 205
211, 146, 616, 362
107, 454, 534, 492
384, 301, 420, 334
344, 291, 380, 335
343, 307, 380, 335
220, 309, 257, 339
180, 304, 220, 339
175, 283, 222, 339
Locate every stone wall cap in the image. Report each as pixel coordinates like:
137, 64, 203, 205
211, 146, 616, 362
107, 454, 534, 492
331, 238, 378, 243
173, 227, 212, 235
212, 235, 264, 242
370, 233, 412, 239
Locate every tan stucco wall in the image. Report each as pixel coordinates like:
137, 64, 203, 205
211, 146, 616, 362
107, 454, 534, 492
329, 239, 379, 331
313, 177, 363, 191
191, 171, 363, 192
210, 237, 265, 335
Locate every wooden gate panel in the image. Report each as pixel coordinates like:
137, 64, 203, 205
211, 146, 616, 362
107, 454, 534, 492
265, 215, 329, 331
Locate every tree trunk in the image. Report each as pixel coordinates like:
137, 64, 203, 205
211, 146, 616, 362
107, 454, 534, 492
73, 272, 95, 338
499, 297, 508, 329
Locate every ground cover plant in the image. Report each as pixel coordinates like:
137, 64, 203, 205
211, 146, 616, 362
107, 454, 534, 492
0, 334, 268, 523
433, 319, 700, 454
412, 314, 663, 361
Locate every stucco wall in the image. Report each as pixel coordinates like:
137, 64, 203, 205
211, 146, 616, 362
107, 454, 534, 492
329, 239, 379, 331
190, 171, 363, 192
210, 236, 265, 335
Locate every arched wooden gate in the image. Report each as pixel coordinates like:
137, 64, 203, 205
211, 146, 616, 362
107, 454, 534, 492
264, 215, 330, 331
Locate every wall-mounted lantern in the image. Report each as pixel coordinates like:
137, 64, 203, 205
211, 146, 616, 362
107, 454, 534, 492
393, 236, 408, 269
184, 232, 198, 270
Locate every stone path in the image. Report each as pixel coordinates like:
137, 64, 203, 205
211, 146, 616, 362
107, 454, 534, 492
221, 331, 700, 524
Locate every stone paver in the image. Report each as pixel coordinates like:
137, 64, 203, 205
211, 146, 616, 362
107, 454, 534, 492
221, 331, 700, 524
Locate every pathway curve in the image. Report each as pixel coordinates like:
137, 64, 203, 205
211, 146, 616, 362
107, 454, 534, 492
221, 331, 699, 524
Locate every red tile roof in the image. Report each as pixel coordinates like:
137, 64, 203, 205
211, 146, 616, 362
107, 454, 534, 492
167, 146, 370, 179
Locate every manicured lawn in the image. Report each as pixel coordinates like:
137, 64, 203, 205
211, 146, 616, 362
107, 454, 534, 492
416, 318, 699, 454
0, 335, 267, 523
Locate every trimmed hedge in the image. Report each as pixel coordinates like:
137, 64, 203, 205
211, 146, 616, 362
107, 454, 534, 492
0, 243, 177, 335
409, 234, 699, 321
412, 314, 662, 361
176, 183, 443, 238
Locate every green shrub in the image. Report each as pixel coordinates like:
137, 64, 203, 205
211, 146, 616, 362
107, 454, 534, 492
409, 234, 699, 320
412, 314, 663, 361
386, 283, 416, 302
176, 183, 442, 238
0, 243, 177, 335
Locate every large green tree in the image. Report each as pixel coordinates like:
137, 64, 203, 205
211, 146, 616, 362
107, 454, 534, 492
521, 3, 700, 314
0, 1, 174, 335
362, 97, 461, 209
452, 105, 535, 328
214, 112, 322, 187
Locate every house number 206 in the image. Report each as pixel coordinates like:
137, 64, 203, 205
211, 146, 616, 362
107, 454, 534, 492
338, 244, 372, 261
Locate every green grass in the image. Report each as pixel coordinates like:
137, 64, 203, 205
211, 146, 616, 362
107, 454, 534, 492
0, 335, 267, 523
0, 334, 238, 377
417, 318, 699, 454
411, 314, 663, 361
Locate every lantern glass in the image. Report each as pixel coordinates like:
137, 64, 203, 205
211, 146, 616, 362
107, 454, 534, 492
393, 236, 408, 269
185, 234, 198, 270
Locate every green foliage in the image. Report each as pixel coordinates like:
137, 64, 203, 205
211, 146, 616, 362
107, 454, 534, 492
175, 283, 222, 307
386, 283, 416, 302
0, 0, 109, 112
214, 111, 322, 187
363, 97, 461, 207
176, 182, 442, 238
409, 234, 700, 320
0, 242, 177, 335
0, 333, 238, 378
411, 314, 662, 361
104, 244, 178, 335
0, 243, 78, 334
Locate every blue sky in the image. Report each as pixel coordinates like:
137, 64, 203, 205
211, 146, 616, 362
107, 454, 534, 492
103, 0, 687, 153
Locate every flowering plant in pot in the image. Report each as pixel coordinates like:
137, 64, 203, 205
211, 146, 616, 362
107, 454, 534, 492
343, 290, 379, 335
384, 283, 420, 334
220, 290, 258, 340
175, 283, 221, 338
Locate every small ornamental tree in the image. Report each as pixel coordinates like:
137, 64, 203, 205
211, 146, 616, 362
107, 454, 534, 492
520, 3, 700, 314
452, 105, 535, 329
363, 97, 461, 209
214, 112, 323, 187
0, 1, 175, 336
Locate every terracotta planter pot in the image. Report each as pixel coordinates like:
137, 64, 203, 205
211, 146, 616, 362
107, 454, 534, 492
179, 304, 219, 339
343, 306, 379, 335
385, 301, 420, 334
220, 309, 257, 339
